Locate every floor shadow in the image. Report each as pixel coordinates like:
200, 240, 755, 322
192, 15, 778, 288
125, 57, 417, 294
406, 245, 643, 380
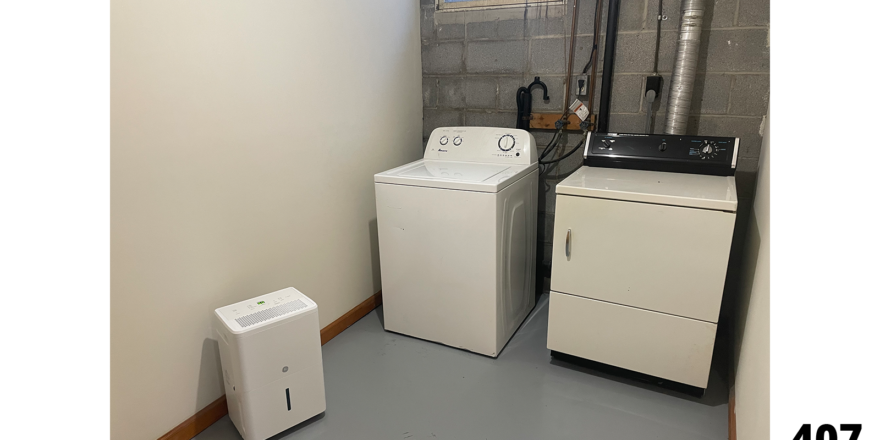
368, 217, 381, 295
196, 337, 225, 412
269, 412, 326, 440
374, 304, 385, 329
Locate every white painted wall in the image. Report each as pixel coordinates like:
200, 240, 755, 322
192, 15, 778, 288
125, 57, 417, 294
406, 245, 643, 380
110, 1, 422, 439
733, 110, 770, 439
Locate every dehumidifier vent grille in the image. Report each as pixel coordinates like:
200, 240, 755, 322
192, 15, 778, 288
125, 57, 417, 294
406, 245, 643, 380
235, 299, 307, 328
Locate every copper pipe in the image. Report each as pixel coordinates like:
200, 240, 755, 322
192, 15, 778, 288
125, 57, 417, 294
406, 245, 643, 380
586, 0, 602, 130
562, 0, 580, 118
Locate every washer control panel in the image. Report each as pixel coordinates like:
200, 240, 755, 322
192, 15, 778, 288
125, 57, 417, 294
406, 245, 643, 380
424, 127, 536, 165
585, 132, 739, 176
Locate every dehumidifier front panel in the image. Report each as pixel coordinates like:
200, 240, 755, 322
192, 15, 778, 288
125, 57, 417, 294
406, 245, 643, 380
239, 362, 326, 440
235, 310, 323, 393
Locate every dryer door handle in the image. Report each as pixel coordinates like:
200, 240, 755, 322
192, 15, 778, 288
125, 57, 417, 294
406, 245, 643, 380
565, 229, 571, 258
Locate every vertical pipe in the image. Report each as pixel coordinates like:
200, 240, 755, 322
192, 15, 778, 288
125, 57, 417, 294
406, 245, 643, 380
586, 0, 603, 125
597, 0, 621, 133
664, 0, 705, 134
562, 0, 580, 115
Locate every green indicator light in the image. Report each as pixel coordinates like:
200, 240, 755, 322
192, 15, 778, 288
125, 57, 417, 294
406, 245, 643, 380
257, 301, 265, 305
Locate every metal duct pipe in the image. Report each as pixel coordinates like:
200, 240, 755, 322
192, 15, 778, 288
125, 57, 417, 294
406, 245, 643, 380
664, 0, 705, 134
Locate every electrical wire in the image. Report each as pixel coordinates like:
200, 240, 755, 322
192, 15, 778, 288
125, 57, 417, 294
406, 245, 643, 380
541, 134, 587, 165
581, 44, 597, 74
583, 0, 600, 73
538, 129, 564, 162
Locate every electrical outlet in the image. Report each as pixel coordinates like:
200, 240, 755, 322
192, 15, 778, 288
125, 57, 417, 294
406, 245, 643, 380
576, 74, 590, 97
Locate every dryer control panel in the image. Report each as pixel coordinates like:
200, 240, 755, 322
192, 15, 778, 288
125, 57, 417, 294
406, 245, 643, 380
424, 127, 537, 165
584, 132, 739, 176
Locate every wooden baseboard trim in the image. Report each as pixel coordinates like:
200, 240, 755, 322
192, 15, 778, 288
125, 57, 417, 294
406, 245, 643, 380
729, 388, 737, 440
157, 290, 383, 440
158, 395, 228, 440
320, 290, 383, 345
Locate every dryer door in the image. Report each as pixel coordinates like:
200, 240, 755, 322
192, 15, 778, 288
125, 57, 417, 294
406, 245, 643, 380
550, 194, 735, 323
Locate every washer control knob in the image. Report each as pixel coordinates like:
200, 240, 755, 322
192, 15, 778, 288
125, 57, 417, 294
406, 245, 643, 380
453, 136, 462, 146
658, 142, 667, 152
498, 134, 516, 151
439, 136, 448, 145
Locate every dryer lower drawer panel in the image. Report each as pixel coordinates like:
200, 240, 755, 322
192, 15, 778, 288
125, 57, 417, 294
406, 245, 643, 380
547, 291, 716, 388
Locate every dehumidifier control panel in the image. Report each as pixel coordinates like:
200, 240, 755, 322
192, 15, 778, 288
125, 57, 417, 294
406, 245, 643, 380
216, 287, 316, 333
424, 127, 536, 165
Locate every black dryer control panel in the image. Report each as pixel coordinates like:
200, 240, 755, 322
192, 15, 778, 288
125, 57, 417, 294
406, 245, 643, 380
584, 132, 739, 176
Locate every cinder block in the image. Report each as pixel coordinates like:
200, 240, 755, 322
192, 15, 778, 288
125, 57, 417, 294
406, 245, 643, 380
498, 76, 525, 111
423, 78, 438, 108
437, 23, 465, 40
708, 0, 738, 28
466, 40, 528, 73
531, 129, 558, 148
421, 7, 434, 40
609, 74, 644, 114
702, 29, 769, 72
498, 19, 527, 39
438, 77, 466, 109
617, 0, 648, 32
583, 74, 652, 117
577, 0, 605, 35
603, 31, 678, 74
529, 38, 567, 75
422, 42, 464, 74
464, 77, 498, 109
608, 113, 649, 133
423, 109, 463, 139
525, 8, 566, 37
464, 110, 517, 128
728, 74, 769, 116
466, 18, 526, 40
686, 115, 764, 158
736, 0, 769, 27
690, 74, 732, 114
466, 20, 497, 40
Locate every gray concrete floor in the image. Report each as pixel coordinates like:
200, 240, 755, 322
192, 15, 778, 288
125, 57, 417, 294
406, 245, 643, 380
196, 294, 729, 440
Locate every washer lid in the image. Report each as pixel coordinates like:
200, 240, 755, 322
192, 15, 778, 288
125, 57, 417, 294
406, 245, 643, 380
375, 159, 536, 193
556, 166, 737, 212
399, 161, 509, 182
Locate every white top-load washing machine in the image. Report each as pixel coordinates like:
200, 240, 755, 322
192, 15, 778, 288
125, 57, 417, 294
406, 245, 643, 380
547, 132, 739, 392
375, 126, 538, 357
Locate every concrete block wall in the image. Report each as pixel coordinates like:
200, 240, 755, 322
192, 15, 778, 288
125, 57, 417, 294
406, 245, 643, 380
420, 0, 769, 293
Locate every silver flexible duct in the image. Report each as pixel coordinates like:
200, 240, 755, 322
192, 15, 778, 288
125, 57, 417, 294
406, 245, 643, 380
664, 0, 705, 134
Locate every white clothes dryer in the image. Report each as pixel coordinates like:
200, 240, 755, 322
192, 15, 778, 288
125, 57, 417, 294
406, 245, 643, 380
375, 126, 538, 357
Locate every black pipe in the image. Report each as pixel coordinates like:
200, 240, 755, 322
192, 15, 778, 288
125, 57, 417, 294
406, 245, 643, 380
597, 0, 621, 133
515, 77, 548, 131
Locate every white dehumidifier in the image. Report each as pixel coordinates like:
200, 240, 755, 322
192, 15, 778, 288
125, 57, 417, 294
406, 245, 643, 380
214, 287, 326, 440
